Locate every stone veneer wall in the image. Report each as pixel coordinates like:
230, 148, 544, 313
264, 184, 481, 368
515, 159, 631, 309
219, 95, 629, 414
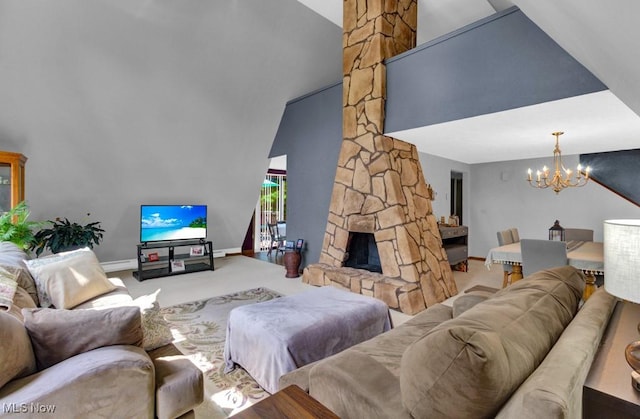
303, 0, 458, 314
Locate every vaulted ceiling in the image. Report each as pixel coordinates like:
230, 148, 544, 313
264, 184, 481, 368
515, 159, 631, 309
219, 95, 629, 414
296, 0, 640, 163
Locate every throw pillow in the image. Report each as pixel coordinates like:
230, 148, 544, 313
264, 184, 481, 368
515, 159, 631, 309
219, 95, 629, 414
0, 312, 37, 388
0, 269, 17, 310
22, 306, 143, 370
0, 264, 39, 306
6, 286, 37, 323
25, 248, 115, 309
130, 290, 174, 351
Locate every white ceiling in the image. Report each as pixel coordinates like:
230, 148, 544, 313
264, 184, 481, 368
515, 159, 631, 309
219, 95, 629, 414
296, 0, 640, 163
388, 91, 640, 164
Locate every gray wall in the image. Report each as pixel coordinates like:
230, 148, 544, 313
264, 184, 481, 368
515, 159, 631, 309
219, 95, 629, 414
0, 0, 342, 262
418, 153, 471, 226
270, 83, 343, 266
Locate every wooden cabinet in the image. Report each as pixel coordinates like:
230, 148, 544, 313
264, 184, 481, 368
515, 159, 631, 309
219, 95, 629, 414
0, 151, 27, 212
439, 225, 468, 271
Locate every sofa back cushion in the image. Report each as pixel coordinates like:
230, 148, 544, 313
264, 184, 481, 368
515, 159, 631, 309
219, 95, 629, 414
400, 266, 584, 418
23, 306, 143, 369
0, 311, 36, 388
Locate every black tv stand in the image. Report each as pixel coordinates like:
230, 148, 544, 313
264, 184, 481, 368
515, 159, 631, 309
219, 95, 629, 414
133, 240, 214, 281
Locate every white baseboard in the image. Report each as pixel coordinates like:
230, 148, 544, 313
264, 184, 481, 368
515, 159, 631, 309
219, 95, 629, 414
100, 247, 241, 273
101, 259, 138, 273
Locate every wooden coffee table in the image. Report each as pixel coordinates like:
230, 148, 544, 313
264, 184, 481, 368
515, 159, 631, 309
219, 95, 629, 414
231, 385, 339, 418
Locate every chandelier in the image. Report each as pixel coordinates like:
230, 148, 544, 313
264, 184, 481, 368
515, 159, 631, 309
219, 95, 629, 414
527, 131, 591, 194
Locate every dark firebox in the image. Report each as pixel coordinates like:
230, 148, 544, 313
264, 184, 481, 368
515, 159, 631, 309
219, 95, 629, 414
344, 232, 382, 273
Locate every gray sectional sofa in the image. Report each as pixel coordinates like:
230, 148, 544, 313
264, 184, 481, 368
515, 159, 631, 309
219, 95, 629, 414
280, 265, 618, 418
0, 242, 203, 418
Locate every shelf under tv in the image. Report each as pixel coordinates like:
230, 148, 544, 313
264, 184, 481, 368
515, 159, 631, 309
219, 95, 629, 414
134, 240, 214, 281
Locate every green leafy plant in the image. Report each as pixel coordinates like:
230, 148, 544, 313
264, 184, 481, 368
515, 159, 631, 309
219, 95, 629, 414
0, 201, 43, 250
31, 214, 104, 256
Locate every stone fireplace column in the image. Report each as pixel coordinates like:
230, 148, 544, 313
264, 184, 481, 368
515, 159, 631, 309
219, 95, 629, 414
303, 0, 458, 314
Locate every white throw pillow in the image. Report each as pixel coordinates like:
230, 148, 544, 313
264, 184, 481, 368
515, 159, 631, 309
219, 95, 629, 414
25, 248, 115, 309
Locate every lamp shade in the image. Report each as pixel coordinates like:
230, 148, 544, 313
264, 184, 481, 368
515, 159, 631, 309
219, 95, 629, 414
604, 219, 640, 304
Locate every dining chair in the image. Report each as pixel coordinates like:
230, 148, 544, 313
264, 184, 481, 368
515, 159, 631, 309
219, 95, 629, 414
497, 229, 515, 287
267, 223, 286, 258
276, 221, 287, 240
564, 228, 594, 242
509, 227, 520, 242
520, 239, 568, 277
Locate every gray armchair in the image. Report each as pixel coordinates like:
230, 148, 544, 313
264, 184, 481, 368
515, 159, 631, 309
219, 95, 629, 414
520, 239, 568, 277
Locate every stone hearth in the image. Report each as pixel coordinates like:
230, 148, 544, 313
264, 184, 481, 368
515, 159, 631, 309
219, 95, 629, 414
302, 0, 458, 314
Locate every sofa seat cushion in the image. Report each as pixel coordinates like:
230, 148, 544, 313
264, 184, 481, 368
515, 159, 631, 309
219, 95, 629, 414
0, 345, 155, 419
401, 266, 585, 419
23, 305, 143, 369
0, 312, 36, 388
148, 344, 204, 419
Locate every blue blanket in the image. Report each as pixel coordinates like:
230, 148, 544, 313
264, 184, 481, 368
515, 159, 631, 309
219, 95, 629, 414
223, 286, 391, 394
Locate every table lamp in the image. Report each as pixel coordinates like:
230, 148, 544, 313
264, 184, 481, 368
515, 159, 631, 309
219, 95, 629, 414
604, 219, 640, 391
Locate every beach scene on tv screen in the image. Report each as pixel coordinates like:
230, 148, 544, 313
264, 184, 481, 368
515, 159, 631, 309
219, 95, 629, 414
141, 205, 207, 242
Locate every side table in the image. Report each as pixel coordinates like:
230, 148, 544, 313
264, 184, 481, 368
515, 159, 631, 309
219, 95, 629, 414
583, 300, 640, 418
231, 385, 339, 419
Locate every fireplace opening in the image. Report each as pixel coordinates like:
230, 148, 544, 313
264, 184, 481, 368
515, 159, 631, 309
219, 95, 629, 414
344, 233, 382, 273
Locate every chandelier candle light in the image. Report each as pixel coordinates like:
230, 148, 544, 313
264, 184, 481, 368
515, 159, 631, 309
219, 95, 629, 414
527, 132, 591, 194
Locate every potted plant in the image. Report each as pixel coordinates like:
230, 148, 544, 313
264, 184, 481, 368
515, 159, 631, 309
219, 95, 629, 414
0, 201, 42, 250
31, 214, 104, 256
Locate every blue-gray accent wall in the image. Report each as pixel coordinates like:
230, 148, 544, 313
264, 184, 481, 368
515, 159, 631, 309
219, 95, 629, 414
580, 149, 640, 207
385, 7, 607, 132
269, 83, 343, 267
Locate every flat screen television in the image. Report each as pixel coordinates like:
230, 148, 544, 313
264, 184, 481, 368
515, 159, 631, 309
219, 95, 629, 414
140, 205, 207, 243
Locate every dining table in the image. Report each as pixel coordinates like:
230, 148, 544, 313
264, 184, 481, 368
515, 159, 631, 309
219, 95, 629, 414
485, 240, 603, 300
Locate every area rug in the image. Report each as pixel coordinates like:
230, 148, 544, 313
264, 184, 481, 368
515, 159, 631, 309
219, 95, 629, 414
160, 287, 282, 418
